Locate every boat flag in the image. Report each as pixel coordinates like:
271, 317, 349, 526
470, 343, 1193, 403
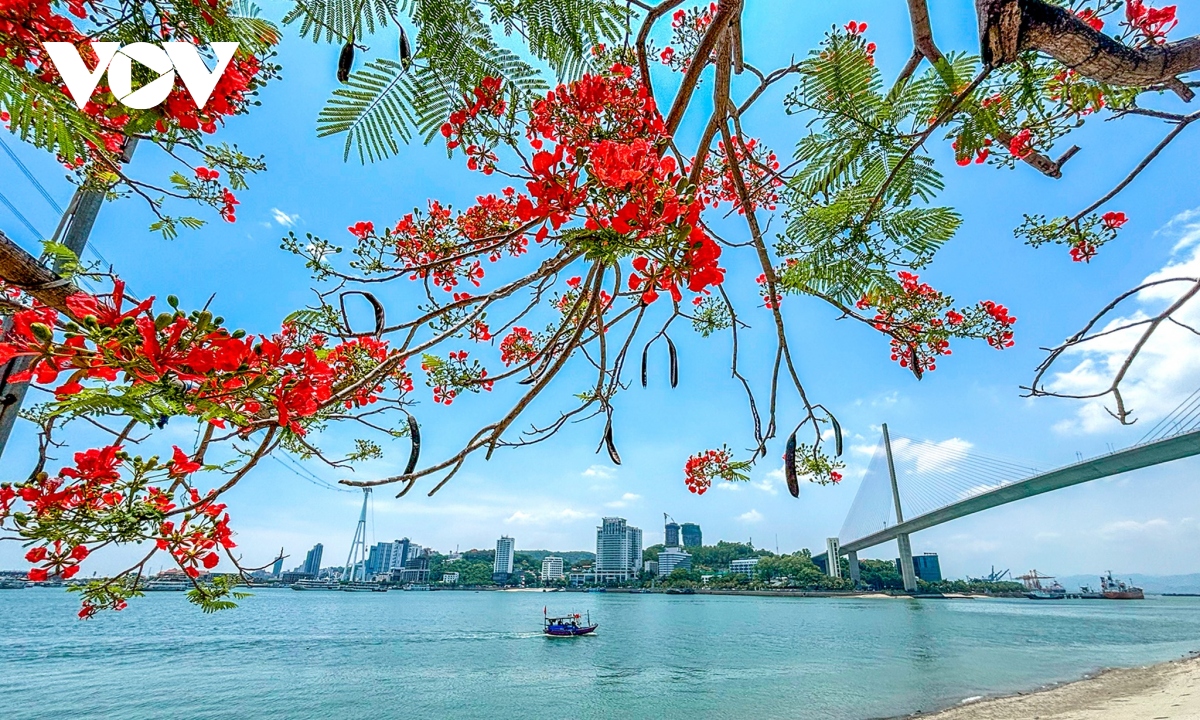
543, 606, 547, 615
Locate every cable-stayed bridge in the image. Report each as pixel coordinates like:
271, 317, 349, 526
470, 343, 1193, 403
814, 388, 1200, 590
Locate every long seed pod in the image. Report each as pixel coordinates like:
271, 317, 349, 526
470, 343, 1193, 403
403, 412, 420, 475
399, 26, 412, 68
337, 41, 355, 83
640, 342, 650, 387
830, 413, 843, 457
666, 336, 678, 388
784, 431, 799, 498
338, 290, 385, 338
603, 420, 621, 465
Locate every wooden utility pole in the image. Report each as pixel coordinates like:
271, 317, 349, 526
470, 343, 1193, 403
0, 140, 135, 460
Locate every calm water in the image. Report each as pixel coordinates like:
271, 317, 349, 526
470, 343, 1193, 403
3, 588, 1200, 719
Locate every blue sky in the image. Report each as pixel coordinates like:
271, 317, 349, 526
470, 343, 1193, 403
3, 0, 1200, 580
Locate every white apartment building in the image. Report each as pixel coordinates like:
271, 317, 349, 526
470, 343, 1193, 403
541, 556, 564, 582
730, 557, 759, 577
657, 546, 692, 577
494, 536, 516, 576
595, 517, 642, 582
442, 571, 459, 585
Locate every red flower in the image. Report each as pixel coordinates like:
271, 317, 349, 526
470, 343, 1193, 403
1008, 128, 1033, 158
348, 221, 375, 239
1076, 8, 1104, 30
1126, 0, 1177, 43
1101, 211, 1128, 229
169, 446, 202, 476
28, 568, 48, 582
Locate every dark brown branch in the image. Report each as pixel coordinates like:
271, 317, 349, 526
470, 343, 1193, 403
978, 0, 1200, 100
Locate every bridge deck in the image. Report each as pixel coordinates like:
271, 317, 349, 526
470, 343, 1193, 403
818, 429, 1200, 562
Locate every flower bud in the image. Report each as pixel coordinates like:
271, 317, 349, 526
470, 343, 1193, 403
30, 322, 53, 343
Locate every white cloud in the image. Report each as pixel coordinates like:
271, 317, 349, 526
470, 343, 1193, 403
1101, 518, 1170, 534
605, 492, 642, 508
505, 508, 590, 525
271, 208, 300, 227
582, 465, 615, 479
752, 469, 783, 495
889, 437, 974, 474
1050, 208, 1200, 434
738, 509, 764, 523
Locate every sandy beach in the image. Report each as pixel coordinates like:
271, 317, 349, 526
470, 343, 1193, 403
918, 653, 1200, 719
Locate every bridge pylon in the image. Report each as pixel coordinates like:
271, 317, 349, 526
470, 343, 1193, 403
883, 423, 917, 592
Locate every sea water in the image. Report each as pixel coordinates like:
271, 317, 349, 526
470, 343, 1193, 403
2, 588, 1199, 719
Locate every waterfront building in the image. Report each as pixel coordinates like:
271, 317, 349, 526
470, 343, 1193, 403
665, 520, 680, 547
826, 537, 842, 579
400, 549, 431, 584
730, 557, 759, 576
280, 571, 313, 584
494, 536, 515, 583
595, 517, 642, 582
568, 571, 595, 587
442, 572, 459, 585
900, 552, 942, 582
271, 551, 284, 578
302, 543, 324, 576
681, 523, 702, 547
644, 560, 658, 576
657, 547, 692, 577
541, 556, 564, 582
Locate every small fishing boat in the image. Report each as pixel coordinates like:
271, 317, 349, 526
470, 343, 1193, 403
543, 610, 597, 637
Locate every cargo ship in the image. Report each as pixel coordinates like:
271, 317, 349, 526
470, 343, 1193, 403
1100, 571, 1144, 600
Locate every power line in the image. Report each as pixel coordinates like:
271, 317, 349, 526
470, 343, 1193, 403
270, 452, 355, 493
0, 136, 64, 214
0, 187, 44, 240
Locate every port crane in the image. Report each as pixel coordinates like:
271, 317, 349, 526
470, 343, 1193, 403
970, 566, 1010, 583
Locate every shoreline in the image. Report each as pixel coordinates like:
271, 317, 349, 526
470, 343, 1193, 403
900, 652, 1200, 719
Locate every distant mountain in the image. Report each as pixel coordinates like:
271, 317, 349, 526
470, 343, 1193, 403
1057, 573, 1200, 594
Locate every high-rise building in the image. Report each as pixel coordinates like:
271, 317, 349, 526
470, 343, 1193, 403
388, 538, 421, 572
657, 547, 692, 577
541, 556, 564, 582
494, 536, 515, 583
628, 526, 642, 572
825, 537, 842, 579
595, 517, 642, 582
302, 543, 324, 576
665, 520, 680, 547
366, 540, 397, 577
681, 523, 702, 547
271, 550, 284, 578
